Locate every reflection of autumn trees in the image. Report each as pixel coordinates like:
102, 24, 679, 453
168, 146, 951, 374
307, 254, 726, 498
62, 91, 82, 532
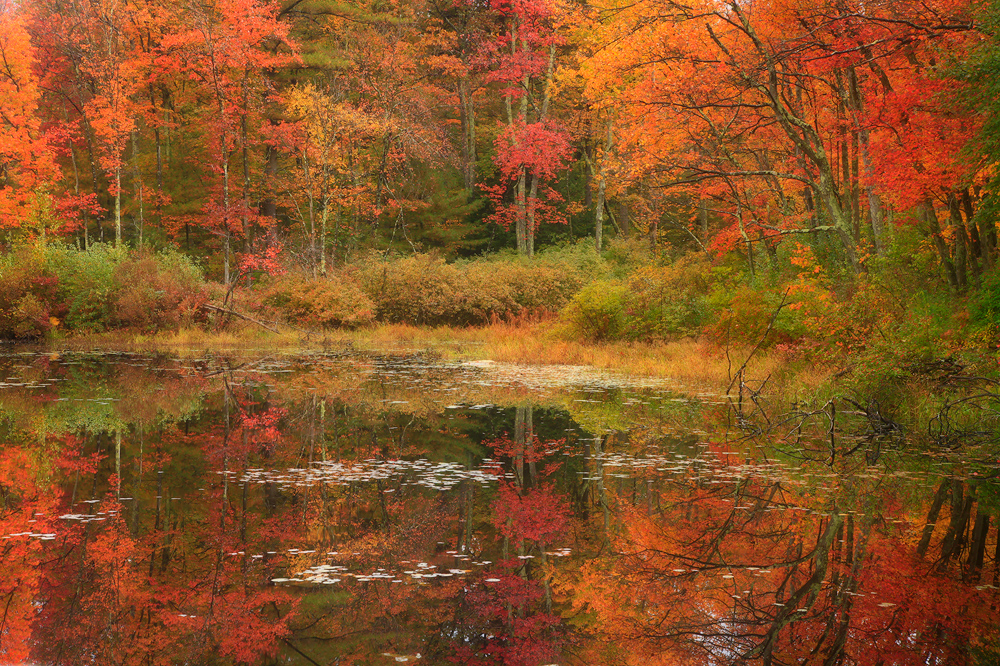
919, 476, 998, 583
562, 448, 1000, 665
284, 400, 570, 664
0, 444, 65, 662
433, 566, 563, 666
4, 352, 998, 665
33, 497, 298, 665
1, 437, 302, 665
0, 360, 304, 664
0, 353, 588, 664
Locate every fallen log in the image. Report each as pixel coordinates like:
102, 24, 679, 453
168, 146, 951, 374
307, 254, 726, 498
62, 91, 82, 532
201, 303, 279, 333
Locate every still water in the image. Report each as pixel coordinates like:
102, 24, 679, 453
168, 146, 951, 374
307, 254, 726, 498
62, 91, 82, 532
0, 349, 998, 665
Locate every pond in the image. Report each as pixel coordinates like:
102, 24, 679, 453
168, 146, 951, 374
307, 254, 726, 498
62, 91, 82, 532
0, 348, 998, 665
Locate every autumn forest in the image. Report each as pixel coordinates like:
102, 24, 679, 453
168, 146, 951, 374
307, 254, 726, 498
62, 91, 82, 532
4, 0, 1000, 664
0, 0, 996, 277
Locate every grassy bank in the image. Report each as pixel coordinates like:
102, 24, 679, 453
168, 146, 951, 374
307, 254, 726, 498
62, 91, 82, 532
48, 319, 833, 396
35, 308, 1000, 458
5, 238, 997, 407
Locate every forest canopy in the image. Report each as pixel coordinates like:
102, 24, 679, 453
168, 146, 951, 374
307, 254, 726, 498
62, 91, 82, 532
1, 0, 999, 343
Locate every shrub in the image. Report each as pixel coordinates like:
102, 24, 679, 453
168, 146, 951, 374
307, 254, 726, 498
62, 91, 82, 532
48, 243, 124, 331
558, 279, 629, 341
111, 249, 209, 331
530, 239, 608, 279
0, 243, 209, 338
704, 282, 808, 347
602, 237, 656, 277
358, 255, 464, 325
974, 270, 1000, 330
622, 256, 711, 339
356, 252, 587, 326
0, 246, 61, 339
558, 253, 711, 342
805, 281, 901, 353
263, 273, 375, 329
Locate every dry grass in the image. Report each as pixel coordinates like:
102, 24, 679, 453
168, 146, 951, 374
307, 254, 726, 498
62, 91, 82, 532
336, 321, 835, 395
476, 325, 812, 391
53, 325, 314, 353
49, 319, 836, 395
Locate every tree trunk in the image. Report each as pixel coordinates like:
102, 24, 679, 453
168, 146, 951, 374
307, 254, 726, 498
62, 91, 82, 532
527, 174, 537, 257
68, 136, 87, 250
260, 142, 278, 219
524, 44, 556, 257
458, 76, 476, 191
507, 17, 529, 256
241, 113, 252, 253
941, 481, 973, 565
699, 199, 709, 245
963, 190, 982, 264
303, 148, 316, 278
858, 131, 884, 253
132, 130, 144, 246
949, 192, 970, 289
965, 510, 989, 581
320, 195, 329, 276
594, 118, 613, 252
922, 199, 958, 289
967, 188, 993, 269
84, 121, 104, 242
516, 168, 528, 255
916, 477, 950, 557
223, 158, 231, 287
115, 167, 122, 247
851, 130, 861, 241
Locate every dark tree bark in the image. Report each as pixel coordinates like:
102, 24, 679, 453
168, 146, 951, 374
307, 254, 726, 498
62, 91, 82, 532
916, 477, 950, 558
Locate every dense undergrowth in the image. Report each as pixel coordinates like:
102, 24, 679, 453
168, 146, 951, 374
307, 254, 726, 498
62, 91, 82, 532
0, 244, 208, 338
2, 232, 997, 399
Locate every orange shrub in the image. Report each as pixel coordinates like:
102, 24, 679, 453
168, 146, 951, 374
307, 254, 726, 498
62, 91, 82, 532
111, 250, 209, 331
262, 273, 375, 329
356, 254, 584, 326
0, 246, 61, 338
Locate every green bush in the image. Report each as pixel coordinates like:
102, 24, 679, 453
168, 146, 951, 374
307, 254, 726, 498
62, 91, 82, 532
528, 239, 608, 279
0, 243, 209, 338
623, 256, 710, 339
602, 237, 656, 277
48, 243, 124, 331
559, 280, 629, 340
558, 253, 711, 342
974, 270, 1000, 329
263, 274, 375, 329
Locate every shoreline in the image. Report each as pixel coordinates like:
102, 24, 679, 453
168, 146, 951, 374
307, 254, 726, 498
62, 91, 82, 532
20, 321, 837, 399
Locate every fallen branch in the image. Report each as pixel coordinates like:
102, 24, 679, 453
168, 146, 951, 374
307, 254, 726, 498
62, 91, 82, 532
727, 287, 791, 396
202, 303, 324, 339
201, 304, 279, 333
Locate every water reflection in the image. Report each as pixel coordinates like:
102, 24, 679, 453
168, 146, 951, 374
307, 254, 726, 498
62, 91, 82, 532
0, 350, 997, 665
